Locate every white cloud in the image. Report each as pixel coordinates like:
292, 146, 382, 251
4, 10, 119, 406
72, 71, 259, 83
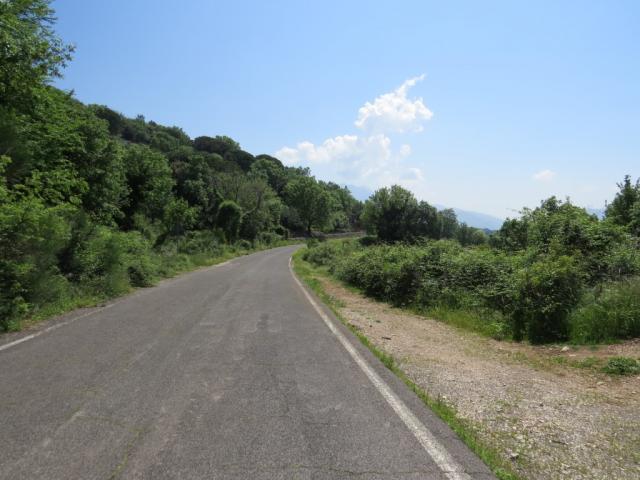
276, 134, 421, 189
532, 169, 557, 182
276, 75, 432, 191
354, 74, 433, 133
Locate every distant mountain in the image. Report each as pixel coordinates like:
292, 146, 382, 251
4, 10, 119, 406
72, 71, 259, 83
435, 205, 504, 231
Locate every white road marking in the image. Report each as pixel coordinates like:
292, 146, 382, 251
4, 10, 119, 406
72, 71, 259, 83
0, 259, 237, 354
289, 257, 473, 480
0, 305, 114, 353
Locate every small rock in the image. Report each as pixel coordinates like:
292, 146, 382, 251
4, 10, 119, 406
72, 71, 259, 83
596, 381, 605, 386
561, 346, 570, 352
508, 451, 519, 461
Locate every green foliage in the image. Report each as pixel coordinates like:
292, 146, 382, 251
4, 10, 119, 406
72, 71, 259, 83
303, 237, 620, 343
284, 176, 332, 234
606, 175, 640, 230
510, 255, 583, 343
0, 196, 74, 329
0, 0, 73, 112
569, 278, 640, 343
361, 185, 419, 242
361, 185, 484, 243
72, 227, 157, 294
302, 239, 357, 267
602, 356, 640, 376
163, 198, 198, 236
193, 135, 240, 156
120, 144, 174, 226
251, 155, 287, 194
310, 202, 640, 343
216, 200, 242, 243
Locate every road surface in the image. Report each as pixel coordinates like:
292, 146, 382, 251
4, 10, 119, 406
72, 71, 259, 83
0, 246, 496, 479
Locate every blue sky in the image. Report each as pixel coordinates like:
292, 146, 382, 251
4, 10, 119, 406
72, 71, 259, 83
53, 0, 639, 218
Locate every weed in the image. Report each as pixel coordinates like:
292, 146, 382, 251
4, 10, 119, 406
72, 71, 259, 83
602, 357, 640, 376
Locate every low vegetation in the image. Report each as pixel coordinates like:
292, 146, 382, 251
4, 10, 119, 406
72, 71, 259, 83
303, 180, 640, 344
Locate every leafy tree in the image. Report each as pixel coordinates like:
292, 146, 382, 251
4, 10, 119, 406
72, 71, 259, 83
224, 149, 255, 172
193, 135, 239, 156
414, 201, 440, 239
492, 217, 529, 251
217, 200, 242, 243
361, 185, 419, 242
163, 198, 198, 236
284, 176, 331, 235
0, 0, 73, 113
606, 175, 640, 231
438, 208, 459, 239
456, 223, 487, 246
120, 144, 174, 227
168, 147, 221, 227
321, 181, 362, 231
251, 155, 287, 194
90, 105, 126, 135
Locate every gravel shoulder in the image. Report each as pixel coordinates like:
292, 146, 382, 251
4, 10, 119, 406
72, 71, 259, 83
314, 270, 640, 480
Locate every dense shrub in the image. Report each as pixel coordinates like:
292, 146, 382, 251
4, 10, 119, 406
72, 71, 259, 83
302, 239, 357, 267
510, 255, 583, 343
304, 240, 597, 343
303, 185, 640, 344
73, 227, 159, 294
569, 278, 640, 343
216, 201, 242, 243
0, 198, 74, 329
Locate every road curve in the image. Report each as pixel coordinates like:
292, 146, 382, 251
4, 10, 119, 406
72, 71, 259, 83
0, 245, 496, 479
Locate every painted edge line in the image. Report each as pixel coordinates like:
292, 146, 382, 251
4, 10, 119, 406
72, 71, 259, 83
0, 256, 241, 354
0, 305, 113, 353
288, 256, 472, 480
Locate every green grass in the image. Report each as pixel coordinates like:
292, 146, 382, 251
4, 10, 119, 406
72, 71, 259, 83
4, 240, 300, 334
602, 356, 640, 376
419, 304, 511, 340
292, 248, 523, 480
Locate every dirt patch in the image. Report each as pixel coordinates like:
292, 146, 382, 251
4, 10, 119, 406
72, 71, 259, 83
319, 276, 640, 480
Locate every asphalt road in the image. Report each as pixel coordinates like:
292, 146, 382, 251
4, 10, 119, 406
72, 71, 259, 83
0, 245, 496, 479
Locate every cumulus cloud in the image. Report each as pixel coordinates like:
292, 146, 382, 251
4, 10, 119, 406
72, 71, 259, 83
354, 74, 433, 133
275, 75, 432, 190
275, 134, 417, 189
532, 169, 557, 182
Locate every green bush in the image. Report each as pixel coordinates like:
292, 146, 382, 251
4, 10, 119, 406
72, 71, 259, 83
602, 356, 640, 376
256, 231, 281, 246
217, 200, 242, 243
302, 239, 357, 267
510, 255, 583, 343
0, 199, 74, 330
236, 239, 252, 250
569, 278, 640, 343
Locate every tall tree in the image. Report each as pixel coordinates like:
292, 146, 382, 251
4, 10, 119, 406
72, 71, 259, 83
361, 185, 419, 242
284, 176, 331, 235
606, 175, 639, 229
0, 0, 73, 113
